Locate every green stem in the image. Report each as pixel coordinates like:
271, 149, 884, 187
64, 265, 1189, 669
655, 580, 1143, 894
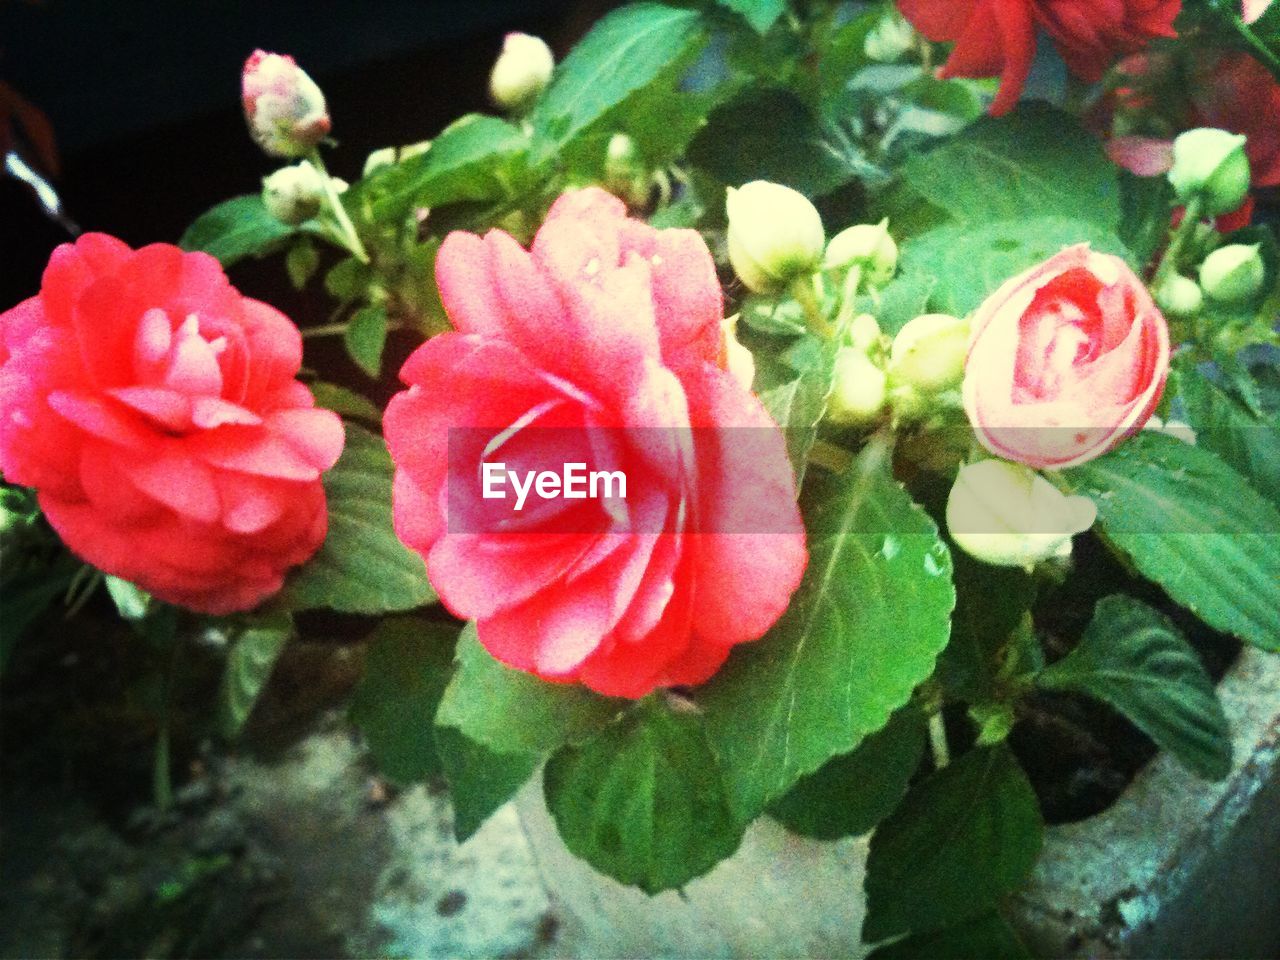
1214, 0, 1280, 82
928, 712, 951, 769
1152, 195, 1203, 289
309, 150, 369, 264
791, 274, 832, 340
152, 609, 181, 812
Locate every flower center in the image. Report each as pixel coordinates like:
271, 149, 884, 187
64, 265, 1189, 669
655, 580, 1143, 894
133, 309, 227, 397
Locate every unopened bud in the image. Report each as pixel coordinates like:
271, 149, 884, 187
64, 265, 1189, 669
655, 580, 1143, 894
947, 460, 1097, 570
490, 33, 554, 112
1153, 273, 1203, 317
262, 161, 331, 224
604, 133, 652, 207
824, 219, 898, 287
242, 50, 330, 158
1199, 243, 1265, 303
363, 140, 432, 177
726, 181, 825, 294
864, 9, 916, 63
1168, 128, 1251, 217
828, 347, 887, 426
889, 313, 969, 392
848, 313, 882, 353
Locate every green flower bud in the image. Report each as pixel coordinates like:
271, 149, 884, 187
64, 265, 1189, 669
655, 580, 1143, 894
1168, 128, 1251, 216
828, 347, 887, 426
864, 10, 916, 63
824, 219, 898, 287
1153, 273, 1203, 318
604, 133, 652, 207
946, 460, 1097, 570
725, 181, 825, 294
848, 312, 882, 353
489, 32, 554, 112
262, 160, 334, 224
888, 313, 969, 392
1199, 243, 1265, 303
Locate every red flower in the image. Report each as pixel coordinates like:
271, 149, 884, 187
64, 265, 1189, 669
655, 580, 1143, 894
1190, 52, 1280, 187
384, 189, 807, 698
0, 235, 344, 613
898, 0, 1180, 115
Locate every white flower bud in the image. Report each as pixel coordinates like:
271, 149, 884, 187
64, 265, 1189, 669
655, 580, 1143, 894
947, 460, 1097, 570
725, 181, 825, 294
1153, 273, 1204, 318
1168, 128, 1251, 216
262, 160, 331, 224
828, 347, 887, 426
489, 33, 554, 112
848, 312, 882, 353
242, 50, 330, 158
824, 219, 898, 287
889, 313, 969, 392
1199, 243, 1265, 303
864, 9, 916, 63
362, 140, 431, 177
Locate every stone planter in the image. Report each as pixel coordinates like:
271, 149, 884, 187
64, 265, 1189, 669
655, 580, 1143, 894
510, 646, 1280, 959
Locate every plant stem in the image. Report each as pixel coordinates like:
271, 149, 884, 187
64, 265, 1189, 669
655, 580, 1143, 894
928, 712, 950, 769
1213, 0, 1280, 82
1152, 195, 1203, 290
791, 274, 832, 340
309, 150, 369, 264
152, 609, 181, 812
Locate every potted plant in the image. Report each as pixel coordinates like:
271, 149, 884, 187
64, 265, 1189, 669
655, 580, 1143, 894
2, 1, 1278, 957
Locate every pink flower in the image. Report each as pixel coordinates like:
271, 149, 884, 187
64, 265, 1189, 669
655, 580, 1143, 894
241, 50, 330, 157
963, 245, 1170, 469
383, 188, 807, 698
0, 234, 344, 613
898, 0, 1180, 116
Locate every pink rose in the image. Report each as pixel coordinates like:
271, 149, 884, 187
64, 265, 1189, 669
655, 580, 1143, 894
0, 234, 344, 613
384, 188, 807, 698
241, 50, 330, 158
962, 244, 1170, 469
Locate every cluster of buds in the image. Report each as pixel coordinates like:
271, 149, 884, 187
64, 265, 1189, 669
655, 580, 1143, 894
1156, 128, 1267, 313
946, 460, 1098, 570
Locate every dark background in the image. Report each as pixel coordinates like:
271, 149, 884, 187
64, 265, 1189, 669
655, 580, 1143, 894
0, 0, 612, 310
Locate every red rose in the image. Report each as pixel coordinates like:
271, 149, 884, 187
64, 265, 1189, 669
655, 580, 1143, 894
898, 0, 1180, 116
963, 244, 1170, 468
0, 235, 344, 613
384, 188, 807, 698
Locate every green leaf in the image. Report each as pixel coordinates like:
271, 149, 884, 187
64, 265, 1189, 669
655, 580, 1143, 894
530, 4, 706, 155
1175, 367, 1280, 503
902, 103, 1121, 230
698, 438, 955, 821
901, 216, 1127, 316
285, 239, 320, 290
868, 911, 1031, 960
1037, 594, 1231, 779
349, 617, 459, 784
344, 304, 389, 379
435, 726, 540, 842
307, 381, 382, 423
324, 257, 373, 303
688, 87, 880, 196
863, 271, 937, 336
863, 746, 1043, 941
937, 555, 1037, 703
282, 423, 436, 614
714, 0, 787, 33
179, 195, 296, 267
435, 624, 623, 755
767, 706, 926, 840
1061, 432, 1280, 651
1118, 170, 1174, 269
216, 611, 293, 739
362, 115, 528, 222
543, 698, 744, 893
759, 364, 833, 489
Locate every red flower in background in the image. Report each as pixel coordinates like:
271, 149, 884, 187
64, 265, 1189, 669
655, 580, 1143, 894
898, 0, 1180, 115
0, 235, 344, 613
384, 189, 807, 698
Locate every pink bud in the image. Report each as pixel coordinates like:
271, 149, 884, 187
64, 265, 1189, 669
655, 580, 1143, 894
241, 50, 330, 158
